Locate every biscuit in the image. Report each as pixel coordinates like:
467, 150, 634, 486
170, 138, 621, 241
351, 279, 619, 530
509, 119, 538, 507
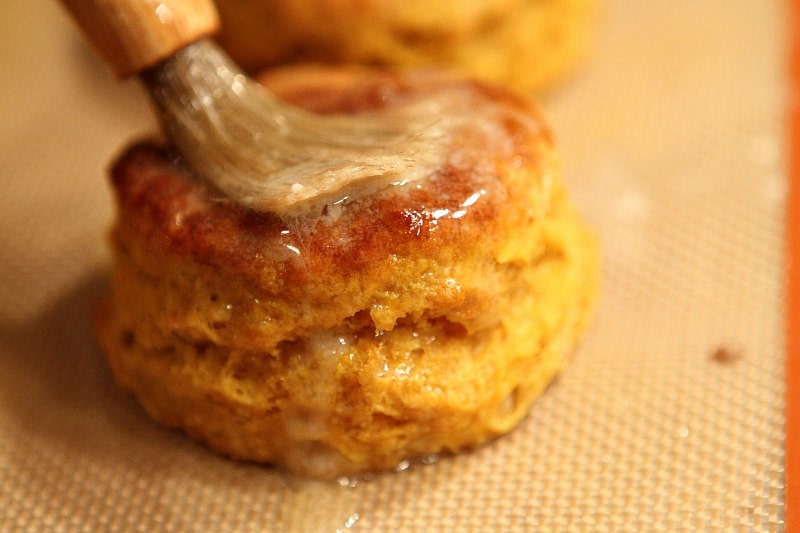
213, 0, 596, 92
95, 66, 598, 478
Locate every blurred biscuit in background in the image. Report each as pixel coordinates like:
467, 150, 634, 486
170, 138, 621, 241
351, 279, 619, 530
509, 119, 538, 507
214, 0, 596, 92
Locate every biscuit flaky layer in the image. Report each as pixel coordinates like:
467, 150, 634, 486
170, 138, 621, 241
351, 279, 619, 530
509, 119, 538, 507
95, 67, 599, 478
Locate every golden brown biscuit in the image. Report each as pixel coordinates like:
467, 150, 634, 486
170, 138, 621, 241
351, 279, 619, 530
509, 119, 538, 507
95, 66, 598, 478
213, 0, 596, 92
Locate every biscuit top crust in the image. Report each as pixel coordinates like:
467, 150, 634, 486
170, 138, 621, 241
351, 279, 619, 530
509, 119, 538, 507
110, 67, 557, 293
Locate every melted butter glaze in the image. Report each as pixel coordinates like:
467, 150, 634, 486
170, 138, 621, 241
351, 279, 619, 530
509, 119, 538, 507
111, 68, 554, 290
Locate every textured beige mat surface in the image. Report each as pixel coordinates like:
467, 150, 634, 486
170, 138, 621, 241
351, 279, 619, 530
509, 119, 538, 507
0, 0, 787, 531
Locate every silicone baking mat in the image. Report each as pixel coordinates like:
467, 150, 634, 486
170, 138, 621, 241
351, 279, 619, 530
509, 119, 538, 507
0, 0, 791, 531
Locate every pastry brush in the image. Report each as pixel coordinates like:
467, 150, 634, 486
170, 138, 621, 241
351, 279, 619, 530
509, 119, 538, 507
58, 0, 441, 214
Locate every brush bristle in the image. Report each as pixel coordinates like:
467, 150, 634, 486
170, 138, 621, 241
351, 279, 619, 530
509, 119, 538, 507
141, 39, 447, 215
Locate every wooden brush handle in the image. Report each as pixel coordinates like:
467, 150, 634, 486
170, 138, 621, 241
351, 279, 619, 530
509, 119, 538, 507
59, 0, 219, 78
